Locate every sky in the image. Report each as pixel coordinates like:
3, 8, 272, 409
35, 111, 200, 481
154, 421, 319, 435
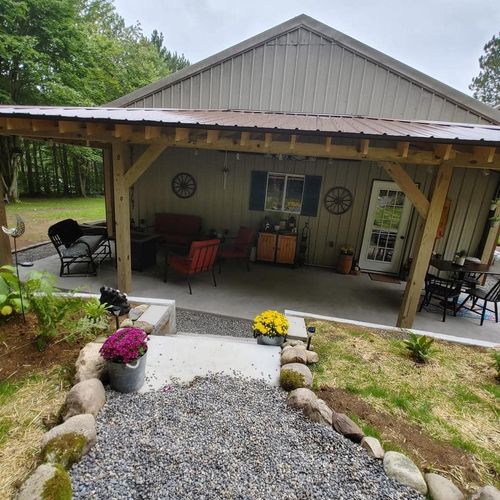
113, 0, 500, 97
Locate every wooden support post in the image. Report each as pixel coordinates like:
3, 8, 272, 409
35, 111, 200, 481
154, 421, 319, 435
112, 142, 132, 293
103, 148, 115, 238
397, 163, 453, 328
0, 183, 12, 266
480, 202, 500, 265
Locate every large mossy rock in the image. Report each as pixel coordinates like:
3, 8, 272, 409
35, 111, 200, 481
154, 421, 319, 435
280, 363, 313, 390
41, 414, 96, 468
17, 464, 72, 500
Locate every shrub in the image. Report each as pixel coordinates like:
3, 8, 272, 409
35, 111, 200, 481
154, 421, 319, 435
403, 333, 435, 363
490, 349, 500, 381
0, 265, 23, 318
65, 299, 110, 342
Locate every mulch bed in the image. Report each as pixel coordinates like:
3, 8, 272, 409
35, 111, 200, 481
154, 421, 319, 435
318, 386, 483, 489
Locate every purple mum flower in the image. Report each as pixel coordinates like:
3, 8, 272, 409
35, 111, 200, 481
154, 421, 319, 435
100, 327, 149, 364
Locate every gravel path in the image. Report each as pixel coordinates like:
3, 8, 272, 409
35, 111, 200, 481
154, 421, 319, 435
70, 377, 423, 500
15, 242, 56, 262
176, 309, 253, 338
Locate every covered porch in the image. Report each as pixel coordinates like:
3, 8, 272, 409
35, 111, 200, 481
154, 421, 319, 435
19, 249, 500, 345
1, 105, 500, 332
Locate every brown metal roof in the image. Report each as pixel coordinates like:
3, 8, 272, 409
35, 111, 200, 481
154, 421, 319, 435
1, 105, 500, 144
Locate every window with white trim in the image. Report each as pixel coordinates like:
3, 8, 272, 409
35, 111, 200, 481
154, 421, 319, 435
264, 173, 305, 213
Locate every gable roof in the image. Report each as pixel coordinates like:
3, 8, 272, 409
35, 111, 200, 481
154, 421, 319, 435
107, 14, 500, 124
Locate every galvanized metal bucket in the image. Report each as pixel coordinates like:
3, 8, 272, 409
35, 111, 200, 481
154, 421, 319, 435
108, 352, 147, 393
256, 335, 285, 346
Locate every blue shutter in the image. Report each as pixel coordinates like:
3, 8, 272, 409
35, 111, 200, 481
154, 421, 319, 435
249, 170, 267, 211
301, 175, 322, 217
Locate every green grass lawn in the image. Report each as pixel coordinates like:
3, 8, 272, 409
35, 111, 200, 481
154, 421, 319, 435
309, 319, 500, 491
5, 197, 105, 248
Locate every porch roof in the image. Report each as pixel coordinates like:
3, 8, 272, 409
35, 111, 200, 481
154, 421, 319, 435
1, 105, 500, 145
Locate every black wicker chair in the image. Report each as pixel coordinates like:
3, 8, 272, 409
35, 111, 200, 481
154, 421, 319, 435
418, 273, 462, 322
457, 279, 500, 325
48, 219, 112, 277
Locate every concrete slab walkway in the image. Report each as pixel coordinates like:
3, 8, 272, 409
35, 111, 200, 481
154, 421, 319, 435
140, 333, 281, 392
21, 252, 500, 345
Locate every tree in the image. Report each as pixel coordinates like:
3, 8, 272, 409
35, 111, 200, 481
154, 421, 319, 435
150, 29, 190, 73
470, 33, 500, 107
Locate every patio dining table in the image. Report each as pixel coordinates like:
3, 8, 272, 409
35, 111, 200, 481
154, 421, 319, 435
429, 258, 494, 276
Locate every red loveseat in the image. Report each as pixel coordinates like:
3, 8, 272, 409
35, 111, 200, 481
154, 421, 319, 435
154, 213, 202, 248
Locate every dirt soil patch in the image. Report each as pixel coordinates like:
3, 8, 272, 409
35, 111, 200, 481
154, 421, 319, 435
318, 386, 481, 491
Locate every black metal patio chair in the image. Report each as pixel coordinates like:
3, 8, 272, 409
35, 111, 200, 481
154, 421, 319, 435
457, 279, 500, 325
418, 273, 462, 322
48, 219, 112, 277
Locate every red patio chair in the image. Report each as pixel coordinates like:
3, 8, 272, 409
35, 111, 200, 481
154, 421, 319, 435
164, 239, 220, 295
218, 227, 256, 273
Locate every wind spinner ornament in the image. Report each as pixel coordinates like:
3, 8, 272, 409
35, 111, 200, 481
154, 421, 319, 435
2, 214, 29, 321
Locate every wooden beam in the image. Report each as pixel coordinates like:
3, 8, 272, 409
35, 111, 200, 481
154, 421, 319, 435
114, 124, 133, 140
6, 118, 29, 131
31, 119, 58, 132
289, 134, 297, 151
264, 133, 272, 148
86, 123, 106, 136
103, 148, 115, 238
144, 126, 160, 140
381, 162, 429, 219
433, 143, 453, 161
112, 142, 132, 293
397, 141, 410, 158
206, 130, 220, 144
58, 121, 82, 134
123, 143, 168, 188
480, 199, 500, 265
325, 137, 332, 153
473, 146, 495, 164
0, 183, 12, 266
175, 127, 190, 142
240, 131, 251, 146
358, 139, 369, 156
397, 162, 453, 328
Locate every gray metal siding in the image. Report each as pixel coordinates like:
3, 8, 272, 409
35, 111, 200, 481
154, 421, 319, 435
128, 27, 488, 124
132, 148, 497, 267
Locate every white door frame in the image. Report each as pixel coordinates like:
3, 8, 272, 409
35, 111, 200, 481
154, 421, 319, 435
359, 180, 413, 274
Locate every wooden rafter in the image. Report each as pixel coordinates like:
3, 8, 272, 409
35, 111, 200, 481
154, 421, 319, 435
114, 124, 133, 140
433, 143, 453, 161
380, 162, 429, 219
358, 139, 369, 156
473, 146, 495, 164
58, 121, 82, 134
397, 141, 410, 158
289, 134, 297, 151
325, 137, 332, 152
240, 131, 250, 146
175, 128, 190, 142
206, 130, 220, 144
264, 133, 272, 148
144, 126, 160, 140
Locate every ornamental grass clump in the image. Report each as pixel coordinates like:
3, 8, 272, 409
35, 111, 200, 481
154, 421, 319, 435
99, 327, 148, 364
253, 310, 288, 337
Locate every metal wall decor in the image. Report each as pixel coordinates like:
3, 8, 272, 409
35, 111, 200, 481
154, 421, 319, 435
324, 187, 353, 215
171, 173, 197, 198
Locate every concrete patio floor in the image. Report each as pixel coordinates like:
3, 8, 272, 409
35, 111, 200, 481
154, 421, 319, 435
21, 251, 500, 345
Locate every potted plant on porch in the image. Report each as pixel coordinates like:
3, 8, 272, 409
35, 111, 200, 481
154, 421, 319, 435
99, 327, 149, 393
253, 310, 288, 346
338, 245, 354, 274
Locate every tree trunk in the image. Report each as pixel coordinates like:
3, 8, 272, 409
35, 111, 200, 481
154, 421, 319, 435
24, 141, 35, 195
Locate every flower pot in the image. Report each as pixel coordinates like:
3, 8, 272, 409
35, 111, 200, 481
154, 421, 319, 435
456, 256, 466, 266
107, 352, 147, 393
256, 335, 286, 346
337, 254, 353, 274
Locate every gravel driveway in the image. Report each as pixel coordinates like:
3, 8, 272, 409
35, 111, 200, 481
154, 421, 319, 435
176, 309, 253, 338
70, 377, 423, 499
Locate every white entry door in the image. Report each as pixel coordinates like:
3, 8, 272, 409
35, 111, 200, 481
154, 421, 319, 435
359, 181, 412, 274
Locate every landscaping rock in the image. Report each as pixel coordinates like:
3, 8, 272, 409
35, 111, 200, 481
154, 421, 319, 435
281, 347, 308, 365
17, 463, 72, 500
128, 304, 149, 321
383, 451, 427, 495
41, 414, 96, 468
63, 378, 105, 421
303, 398, 333, 426
282, 343, 306, 352
471, 486, 500, 500
133, 320, 154, 334
282, 340, 306, 349
305, 350, 319, 364
75, 343, 107, 383
287, 388, 317, 410
280, 363, 313, 390
424, 473, 463, 500
332, 413, 365, 443
119, 319, 134, 328
361, 436, 384, 459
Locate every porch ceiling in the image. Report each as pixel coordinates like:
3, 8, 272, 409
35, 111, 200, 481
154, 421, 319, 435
1, 105, 500, 169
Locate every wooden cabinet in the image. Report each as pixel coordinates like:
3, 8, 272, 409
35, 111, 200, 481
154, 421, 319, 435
257, 232, 276, 262
257, 232, 297, 264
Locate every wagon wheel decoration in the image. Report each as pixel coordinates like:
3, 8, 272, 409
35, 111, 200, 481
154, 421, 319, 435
324, 187, 353, 215
171, 173, 197, 198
